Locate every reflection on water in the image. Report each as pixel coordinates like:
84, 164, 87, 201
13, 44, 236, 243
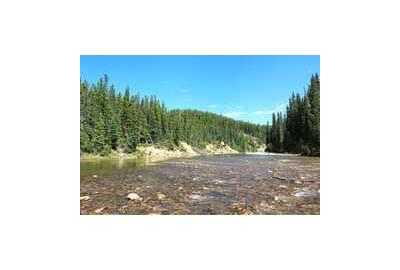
80, 158, 145, 176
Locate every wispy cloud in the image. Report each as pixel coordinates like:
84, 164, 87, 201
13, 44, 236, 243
179, 88, 191, 93
208, 104, 217, 108
252, 103, 287, 115
223, 111, 246, 118
253, 110, 275, 115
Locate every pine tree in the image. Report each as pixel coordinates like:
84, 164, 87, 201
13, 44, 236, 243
80, 75, 281, 155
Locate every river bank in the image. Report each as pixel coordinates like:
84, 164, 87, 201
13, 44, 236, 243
80, 141, 244, 163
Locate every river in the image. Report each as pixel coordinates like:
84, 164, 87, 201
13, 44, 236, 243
80, 153, 320, 214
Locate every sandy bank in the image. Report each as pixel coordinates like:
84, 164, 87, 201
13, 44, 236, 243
81, 141, 243, 162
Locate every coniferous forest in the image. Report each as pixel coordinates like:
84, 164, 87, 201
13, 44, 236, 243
267, 73, 320, 156
80, 74, 319, 156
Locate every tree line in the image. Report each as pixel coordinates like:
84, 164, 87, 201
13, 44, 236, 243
80, 75, 266, 155
266, 74, 320, 156
81, 74, 319, 156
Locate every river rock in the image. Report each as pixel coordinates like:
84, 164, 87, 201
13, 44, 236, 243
94, 207, 106, 214
157, 193, 166, 200
274, 195, 287, 202
92, 175, 98, 178
231, 203, 248, 215
127, 192, 142, 201
80, 195, 90, 201
190, 194, 206, 201
214, 179, 225, 185
293, 189, 314, 197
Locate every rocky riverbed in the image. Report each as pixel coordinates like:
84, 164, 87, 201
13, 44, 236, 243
80, 154, 320, 215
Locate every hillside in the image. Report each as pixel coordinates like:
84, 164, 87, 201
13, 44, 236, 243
80, 75, 266, 156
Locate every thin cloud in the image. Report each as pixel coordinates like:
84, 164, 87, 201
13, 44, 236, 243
253, 110, 275, 115
179, 88, 191, 93
223, 111, 246, 118
252, 103, 287, 115
208, 104, 217, 108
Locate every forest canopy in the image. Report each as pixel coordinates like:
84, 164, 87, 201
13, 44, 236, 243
80, 74, 319, 156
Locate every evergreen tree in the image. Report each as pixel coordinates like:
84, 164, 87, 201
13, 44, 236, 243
268, 73, 320, 156
81, 75, 317, 155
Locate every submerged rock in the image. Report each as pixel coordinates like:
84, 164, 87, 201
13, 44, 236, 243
190, 194, 207, 201
207, 190, 225, 198
127, 192, 142, 201
214, 179, 225, 185
157, 193, 166, 200
293, 189, 314, 197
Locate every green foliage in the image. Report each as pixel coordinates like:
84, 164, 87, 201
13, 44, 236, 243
267, 74, 320, 156
80, 75, 267, 154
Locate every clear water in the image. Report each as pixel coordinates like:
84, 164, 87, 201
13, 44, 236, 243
80, 154, 320, 215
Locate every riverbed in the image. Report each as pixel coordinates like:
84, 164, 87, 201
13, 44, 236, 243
80, 154, 320, 215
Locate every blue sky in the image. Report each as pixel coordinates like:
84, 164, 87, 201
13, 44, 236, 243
80, 55, 319, 124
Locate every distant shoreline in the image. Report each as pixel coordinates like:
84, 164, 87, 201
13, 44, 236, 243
80, 150, 305, 163
80, 142, 253, 163
245, 152, 302, 157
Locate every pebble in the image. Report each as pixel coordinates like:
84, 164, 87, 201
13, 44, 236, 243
274, 195, 287, 202
127, 192, 142, 201
231, 203, 248, 215
294, 190, 314, 197
80, 195, 90, 201
157, 193, 166, 200
192, 177, 200, 181
214, 179, 225, 184
178, 186, 184, 191
191, 194, 206, 201
92, 175, 98, 178
94, 207, 105, 214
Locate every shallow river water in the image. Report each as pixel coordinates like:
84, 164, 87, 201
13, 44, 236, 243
80, 154, 320, 215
